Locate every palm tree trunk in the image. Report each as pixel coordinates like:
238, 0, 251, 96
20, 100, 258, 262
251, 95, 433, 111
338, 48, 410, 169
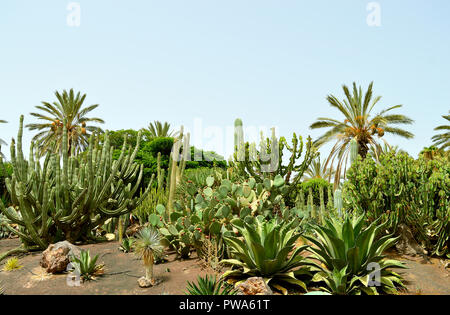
358, 140, 369, 159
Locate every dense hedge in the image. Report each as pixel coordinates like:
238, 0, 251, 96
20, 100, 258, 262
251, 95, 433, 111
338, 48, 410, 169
107, 129, 226, 188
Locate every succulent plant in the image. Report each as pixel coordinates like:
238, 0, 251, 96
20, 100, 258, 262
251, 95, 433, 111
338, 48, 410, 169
221, 217, 311, 293
69, 250, 104, 281
0, 116, 152, 261
185, 275, 237, 295
305, 214, 406, 295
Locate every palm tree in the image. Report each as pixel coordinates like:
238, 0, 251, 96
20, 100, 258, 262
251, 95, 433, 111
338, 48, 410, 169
26, 89, 104, 156
368, 141, 405, 162
0, 120, 7, 159
134, 226, 164, 284
302, 156, 335, 182
431, 111, 450, 150
147, 121, 177, 139
310, 82, 414, 186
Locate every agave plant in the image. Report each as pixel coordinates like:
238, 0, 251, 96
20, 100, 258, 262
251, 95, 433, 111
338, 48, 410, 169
185, 275, 237, 295
119, 237, 133, 253
70, 250, 104, 281
221, 217, 311, 293
134, 226, 164, 282
304, 214, 406, 295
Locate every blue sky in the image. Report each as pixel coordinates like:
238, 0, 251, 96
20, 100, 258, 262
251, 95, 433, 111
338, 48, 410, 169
1, 0, 449, 160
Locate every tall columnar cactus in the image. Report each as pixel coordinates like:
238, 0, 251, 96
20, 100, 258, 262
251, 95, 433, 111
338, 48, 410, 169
326, 186, 334, 211
350, 138, 358, 164
167, 126, 189, 218
334, 189, 343, 217
308, 187, 315, 220
0, 116, 152, 260
234, 118, 245, 162
319, 185, 325, 224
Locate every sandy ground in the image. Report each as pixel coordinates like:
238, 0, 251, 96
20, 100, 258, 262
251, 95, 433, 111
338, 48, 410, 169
0, 238, 448, 295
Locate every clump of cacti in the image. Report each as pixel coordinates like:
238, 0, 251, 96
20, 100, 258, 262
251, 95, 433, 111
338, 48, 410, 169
154, 173, 299, 258
0, 116, 152, 261
344, 151, 449, 257
231, 118, 317, 198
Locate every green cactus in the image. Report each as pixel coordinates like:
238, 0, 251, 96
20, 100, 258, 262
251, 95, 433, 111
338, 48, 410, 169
350, 138, 358, 164
156, 173, 295, 258
308, 187, 315, 220
0, 116, 152, 261
326, 186, 334, 211
167, 127, 189, 218
334, 189, 343, 217
343, 151, 449, 257
319, 185, 325, 224
231, 119, 317, 199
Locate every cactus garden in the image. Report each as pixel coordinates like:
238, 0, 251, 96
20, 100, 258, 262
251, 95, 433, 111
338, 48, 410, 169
0, 86, 448, 297
0, 2, 449, 303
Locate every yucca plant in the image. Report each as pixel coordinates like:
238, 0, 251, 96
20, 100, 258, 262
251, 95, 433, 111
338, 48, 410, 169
70, 250, 104, 281
185, 275, 237, 295
221, 217, 311, 293
134, 226, 164, 283
304, 214, 406, 295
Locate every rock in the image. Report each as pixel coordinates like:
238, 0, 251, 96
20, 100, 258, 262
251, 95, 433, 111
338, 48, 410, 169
40, 241, 81, 274
395, 224, 428, 257
137, 277, 161, 288
105, 233, 116, 241
236, 277, 273, 295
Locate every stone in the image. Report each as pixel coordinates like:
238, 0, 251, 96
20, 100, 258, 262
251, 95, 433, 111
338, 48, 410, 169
137, 276, 161, 288
236, 277, 273, 295
395, 224, 428, 257
40, 241, 81, 274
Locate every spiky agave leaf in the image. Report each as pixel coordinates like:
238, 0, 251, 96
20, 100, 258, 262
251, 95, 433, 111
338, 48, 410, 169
221, 218, 311, 293
185, 275, 237, 295
304, 214, 406, 295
